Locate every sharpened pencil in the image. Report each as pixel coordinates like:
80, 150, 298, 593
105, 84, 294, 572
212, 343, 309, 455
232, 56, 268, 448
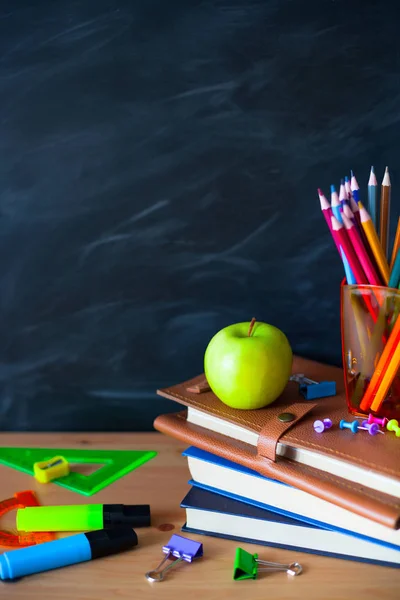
359, 202, 390, 285
331, 215, 368, 284
360, 314, 400, 411
330, 184, 342, 223
390, 216, 400, 272
379, 166, 391, 259
342, 214, 382, 286
367, 166, 379, 232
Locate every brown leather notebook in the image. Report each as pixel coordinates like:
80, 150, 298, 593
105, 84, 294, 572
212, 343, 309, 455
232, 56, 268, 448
154, 355, 400, 529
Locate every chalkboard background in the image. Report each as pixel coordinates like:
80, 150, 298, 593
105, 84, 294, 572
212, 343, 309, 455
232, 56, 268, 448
1, 0, 399, 431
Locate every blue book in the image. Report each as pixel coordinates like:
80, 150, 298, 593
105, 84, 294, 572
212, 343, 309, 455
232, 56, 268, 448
183, 446, 400, 552
181, 486, 400, 568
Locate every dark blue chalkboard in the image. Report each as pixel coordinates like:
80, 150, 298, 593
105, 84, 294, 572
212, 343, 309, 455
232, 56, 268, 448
0, 0, 399, 430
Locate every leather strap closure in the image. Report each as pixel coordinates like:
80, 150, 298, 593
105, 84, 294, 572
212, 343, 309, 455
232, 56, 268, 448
257, 402, 316, 462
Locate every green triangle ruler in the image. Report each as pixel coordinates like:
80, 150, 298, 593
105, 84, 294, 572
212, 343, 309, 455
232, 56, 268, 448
0, 448, 157, 497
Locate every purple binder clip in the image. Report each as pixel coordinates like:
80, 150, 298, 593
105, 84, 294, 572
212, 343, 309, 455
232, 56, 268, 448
145, 534, 203, 582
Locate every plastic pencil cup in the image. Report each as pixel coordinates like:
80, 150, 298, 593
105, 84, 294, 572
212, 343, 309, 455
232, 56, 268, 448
341, 282, 400, 420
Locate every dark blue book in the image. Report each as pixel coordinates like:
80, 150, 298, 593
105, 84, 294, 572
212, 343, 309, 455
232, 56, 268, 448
181, 486, 400, 568
183, 446, 400, 552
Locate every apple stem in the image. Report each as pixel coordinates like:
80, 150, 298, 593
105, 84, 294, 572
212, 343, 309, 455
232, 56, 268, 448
248, 317, 256, 337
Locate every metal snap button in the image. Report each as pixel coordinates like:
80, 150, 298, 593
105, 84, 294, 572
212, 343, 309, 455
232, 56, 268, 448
278, 412, 296, 423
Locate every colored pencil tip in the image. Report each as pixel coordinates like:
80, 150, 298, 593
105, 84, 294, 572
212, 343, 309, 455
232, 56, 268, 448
340, 178, 344, 185
317, 188, 323, 196
350, 170, 354, 178
371, 166, 375, 173
344, 176, 349, 182
330, 184, 336, 193
382, 167, 391, 186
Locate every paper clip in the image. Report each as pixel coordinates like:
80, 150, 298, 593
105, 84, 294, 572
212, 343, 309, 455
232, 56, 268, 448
290, 373, 336, 400
233, 547, 302, 581
145, 534, 203, 582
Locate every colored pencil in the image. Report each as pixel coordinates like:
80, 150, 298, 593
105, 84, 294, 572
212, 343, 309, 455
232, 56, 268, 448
359, 313, 400, 411
342, 202, 356, 224
350, 171, 361, 226
340, 248, 356, 285
318, 189, 336, 237
370, 325, 400, 412
390, 216, 400, 272
379, 166, 391, 259
350, 170, 360, 202
318, 189, 353, 280
388, 248, 400, 289
330, 184, 342, 223
359, 202, 390, 285
339, 179, 348, 209
345, 176, 352, 201
331, 216, 367, 284
367, 166, 379, 232
342, 213, 382, 286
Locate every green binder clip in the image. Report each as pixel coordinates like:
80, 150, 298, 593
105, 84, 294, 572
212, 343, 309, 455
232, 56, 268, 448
233, 547, 302, 581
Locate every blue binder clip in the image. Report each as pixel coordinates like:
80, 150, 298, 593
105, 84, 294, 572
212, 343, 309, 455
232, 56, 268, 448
145, 534, 203, 582
290, 374, 336, 400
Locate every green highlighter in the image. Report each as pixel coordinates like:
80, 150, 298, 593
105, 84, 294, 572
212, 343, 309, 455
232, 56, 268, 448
16, 504, 151, 532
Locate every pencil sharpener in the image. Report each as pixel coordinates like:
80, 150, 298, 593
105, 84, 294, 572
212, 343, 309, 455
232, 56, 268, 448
33, 456, 70, 483
290, 374, 336, 400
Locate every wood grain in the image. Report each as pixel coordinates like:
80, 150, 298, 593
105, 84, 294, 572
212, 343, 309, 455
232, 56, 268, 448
0, 432, 399, 600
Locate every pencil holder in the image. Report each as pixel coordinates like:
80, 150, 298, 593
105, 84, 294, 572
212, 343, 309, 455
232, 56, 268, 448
341, 282, 400, 420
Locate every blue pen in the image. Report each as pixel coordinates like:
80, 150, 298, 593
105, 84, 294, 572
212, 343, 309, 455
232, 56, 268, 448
0, 528, 137, 580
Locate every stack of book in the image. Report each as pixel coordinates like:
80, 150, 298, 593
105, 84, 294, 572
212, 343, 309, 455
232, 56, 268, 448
154, 356, 400, 568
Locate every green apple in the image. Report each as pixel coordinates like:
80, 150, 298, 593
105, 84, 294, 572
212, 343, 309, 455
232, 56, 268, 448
204, 319, 292, 410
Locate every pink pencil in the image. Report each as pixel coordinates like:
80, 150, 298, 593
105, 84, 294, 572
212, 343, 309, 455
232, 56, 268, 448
318, 189, 340, 254
331, 216, 368, 284
342, 213, 382, 286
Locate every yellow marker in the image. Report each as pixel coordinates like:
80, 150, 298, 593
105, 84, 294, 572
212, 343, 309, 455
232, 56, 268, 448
359, 202, 390, 285
33, 456, 70, 483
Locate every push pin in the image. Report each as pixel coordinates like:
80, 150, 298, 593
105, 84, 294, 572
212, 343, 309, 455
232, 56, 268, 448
290, 374, 336, 400
233, 547, 302, 581
367, 414, 388, 428
145, 534, 203, 582
340, 419, 382, 436
313, 418, 332, 433
387, 419, 400, 437
361, 420, 385, 435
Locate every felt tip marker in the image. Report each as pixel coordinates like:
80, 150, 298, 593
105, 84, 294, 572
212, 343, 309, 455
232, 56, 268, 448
0, 528, 138, 580
17, 503, 151, 532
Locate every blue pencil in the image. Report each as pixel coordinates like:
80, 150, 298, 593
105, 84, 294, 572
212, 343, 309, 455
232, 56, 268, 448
330, 184, 342, 223
368, 166, 379, 233
341, 247, 357, 284
388, 248, 400, 289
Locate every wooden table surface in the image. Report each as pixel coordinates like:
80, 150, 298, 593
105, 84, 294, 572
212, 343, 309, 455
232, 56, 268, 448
0, 432, 399, 600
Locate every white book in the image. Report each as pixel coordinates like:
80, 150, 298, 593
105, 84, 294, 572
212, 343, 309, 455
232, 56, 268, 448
187, 406, 400, 498
183, 446, 400, 551
182, 486, 400, 567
